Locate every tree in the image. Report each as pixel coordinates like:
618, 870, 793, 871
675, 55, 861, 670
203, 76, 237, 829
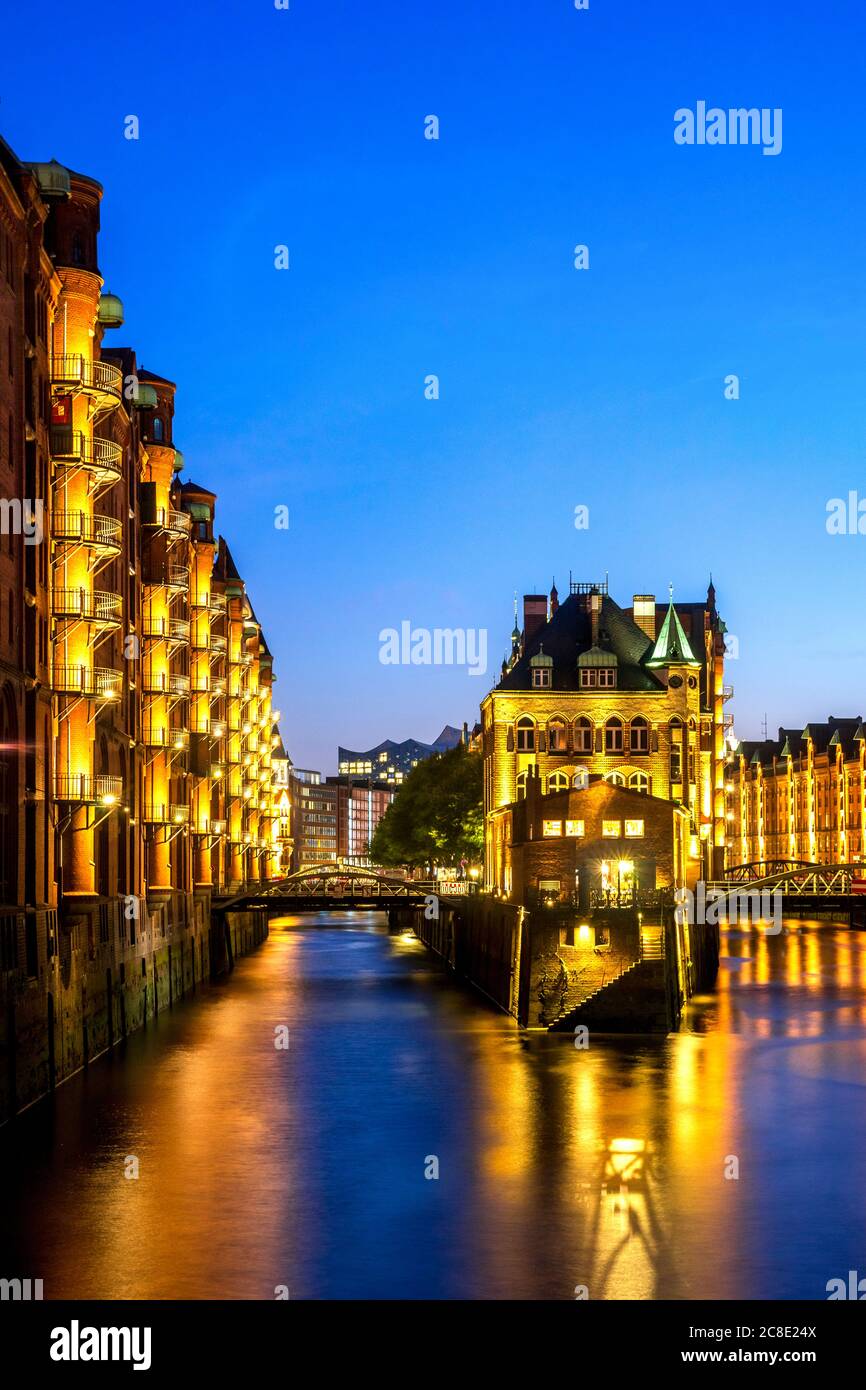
370, 745, 483, 870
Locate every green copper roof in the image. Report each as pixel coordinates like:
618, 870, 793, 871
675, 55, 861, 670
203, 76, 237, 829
646, 600, 700, 668
577, 644, 618, 668
530, 644, 553, 667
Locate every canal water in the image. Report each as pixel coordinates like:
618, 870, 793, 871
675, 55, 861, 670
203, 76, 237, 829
2, 913, 865, 1300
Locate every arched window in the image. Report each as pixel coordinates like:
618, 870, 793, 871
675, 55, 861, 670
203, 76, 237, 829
604, 770, 626, 787
516, 717, 535, 753
629, 770, 650, 794
547, 770, 569, 793
548, 718, 567, 753
152, 417, 164, 442
516, 770, 528, 799
604, 717, 624, 753
574, 717, 592, 753
630, 716, 649, 753
572, 767, 589, 790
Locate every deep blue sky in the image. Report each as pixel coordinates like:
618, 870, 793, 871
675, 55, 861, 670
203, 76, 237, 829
4, 1, 866, 770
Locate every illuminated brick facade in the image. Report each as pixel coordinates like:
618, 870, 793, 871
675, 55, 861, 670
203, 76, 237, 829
727, 718, 866, 868
0, 138, 291, 1120
481, 580, 729, 893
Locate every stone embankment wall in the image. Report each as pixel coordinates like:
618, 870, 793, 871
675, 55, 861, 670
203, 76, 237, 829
393, 895, 719, 1033
0, 895, 267, 1125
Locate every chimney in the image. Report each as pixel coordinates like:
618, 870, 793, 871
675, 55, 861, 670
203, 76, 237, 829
523, 594, 547, 647
632, 593, 656, 641
590, 589, 601, 647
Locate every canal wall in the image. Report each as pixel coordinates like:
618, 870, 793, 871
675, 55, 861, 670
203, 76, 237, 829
0, 894, 267, 1125
394, 895, 718, 1033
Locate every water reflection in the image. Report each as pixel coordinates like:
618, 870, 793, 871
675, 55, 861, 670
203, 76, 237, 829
2, 914, 865, 1300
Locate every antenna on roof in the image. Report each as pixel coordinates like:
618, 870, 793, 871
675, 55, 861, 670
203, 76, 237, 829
761, 712, 768, 740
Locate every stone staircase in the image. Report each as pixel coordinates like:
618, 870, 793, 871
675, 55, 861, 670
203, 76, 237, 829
550, 927, 670, 1033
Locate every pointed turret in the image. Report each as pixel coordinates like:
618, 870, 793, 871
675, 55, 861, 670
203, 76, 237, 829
646, 593, 700, 668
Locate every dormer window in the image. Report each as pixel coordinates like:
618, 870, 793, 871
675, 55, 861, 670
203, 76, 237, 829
577, 646, 618, 688
580, 666, 616, 688
530, 645, 553, 688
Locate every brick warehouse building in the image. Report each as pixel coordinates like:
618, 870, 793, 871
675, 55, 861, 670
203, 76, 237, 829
481, 579, 730, 893
727, 717, 866, 868
505, 765, 693, 911
0, 138, 291, 1121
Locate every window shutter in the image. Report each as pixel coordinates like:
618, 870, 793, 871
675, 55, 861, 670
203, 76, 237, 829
507, 728, 514, 752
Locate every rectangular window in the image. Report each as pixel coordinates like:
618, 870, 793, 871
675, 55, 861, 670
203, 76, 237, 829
598, 668, 616, 687
565, 819, 585, 837
602, 820, 621, 838
580, 669, 597, 688
670, 749, 682, 782
532, 668, 551, 688
543, 820, 563, 837
625, 819, 645, 838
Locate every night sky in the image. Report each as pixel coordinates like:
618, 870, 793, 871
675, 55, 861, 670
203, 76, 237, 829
3, 0, 866, 769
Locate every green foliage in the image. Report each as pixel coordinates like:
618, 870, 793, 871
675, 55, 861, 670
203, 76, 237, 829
369, 745, 483, 870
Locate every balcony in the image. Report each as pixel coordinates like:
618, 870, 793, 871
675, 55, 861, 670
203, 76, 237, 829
54, 773, 123, 804
51, 354, 123, 408
210, 594, 227, 616
142, 803, 191, 825
165, 565, 190, 593
211, 819, 227, 835
50, 429, 123, 488
210, 633, 227, 655
210, 719, 227, 740
52, 510, 122, 558
52, 587, 122, 629
142, 615, 190, 645
52, 664, 123, 700
167, 509, 192, 539
211, 762, 227, 780
170, 673, 190, 698
722, 684, 735, 703
211, 677, 227, 698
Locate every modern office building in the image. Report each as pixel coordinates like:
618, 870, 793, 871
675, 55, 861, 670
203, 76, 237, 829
337, 725, 463, 786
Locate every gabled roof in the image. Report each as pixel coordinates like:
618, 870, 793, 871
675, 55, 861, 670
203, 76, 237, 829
646, 600, 700, 668
497, 591, 680, 693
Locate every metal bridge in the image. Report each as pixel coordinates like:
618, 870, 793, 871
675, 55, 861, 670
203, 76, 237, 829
215, 864, 434, 914
711, 861, 866, 921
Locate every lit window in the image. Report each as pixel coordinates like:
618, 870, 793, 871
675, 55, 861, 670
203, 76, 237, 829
547, 771, 569, 792
604, 771, 626, 787
625, 819, 645, 838
629, 771, 650, 794
565, 819, 585, 837
548, 719, 567, 751
572, 767, 589, 789
602, 820, 621, 838
543, 820, 563, 837
516, 771, 528, 799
